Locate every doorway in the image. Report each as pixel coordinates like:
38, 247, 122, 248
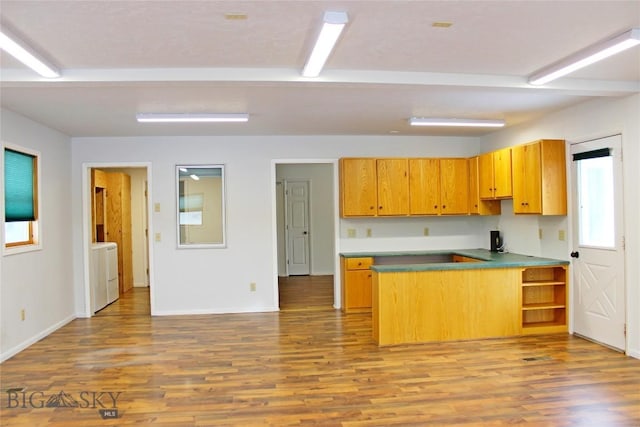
274, 162, 337, 309
84, 164, 153, 317
570, 134, 626, 351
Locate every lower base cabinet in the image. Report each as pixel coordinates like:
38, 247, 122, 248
341, 257, 373, 312
372, 264, 568, 345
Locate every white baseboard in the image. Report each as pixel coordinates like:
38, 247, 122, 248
627, 348, 640, 360
0, 314, 76, 363
152, 306, 279, 316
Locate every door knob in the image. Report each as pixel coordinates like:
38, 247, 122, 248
303, 231, 308, 235
570, 251, 579, 258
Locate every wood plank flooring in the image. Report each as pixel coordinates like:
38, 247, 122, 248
1, 277, 639, 426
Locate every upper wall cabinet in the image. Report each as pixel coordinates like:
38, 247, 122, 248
468, 157, 501, 215
479, 147, 512, 200
376, 158, 409, 216
339, 158, 409, 217
409, 158, 470, 215
340, 158, 378, 216
512, 139, 567, 215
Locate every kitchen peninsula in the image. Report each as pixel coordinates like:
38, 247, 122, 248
341, 250, 569, 346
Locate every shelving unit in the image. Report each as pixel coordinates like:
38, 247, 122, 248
520, 265, 568, 334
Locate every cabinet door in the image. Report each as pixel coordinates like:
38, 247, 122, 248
408, 158, 440, 215
468, 157, 501, 215
493, 148, 512, 198
340, 158, 377, 216
345, 270, 372, 309
377, 158, 409, 216
440, 158, 469, 214
512, 143, 542, 214
478, 152, 495, 199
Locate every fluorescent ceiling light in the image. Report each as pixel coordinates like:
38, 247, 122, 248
409, 117, 505, 128
302, 11, 349, 77
189, 174, 200, 181
529, 28, 640, 85
0, 26, 60, 78
136, 113, 249, 123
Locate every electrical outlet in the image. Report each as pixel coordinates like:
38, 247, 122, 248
539, 228, 543, 239
558, 230, 565, 241
154, 203, 161, 213
423, 227, 430, 236
347, 228, 356, 238
155, 232, 162, 242
366, 228, 372, 237
21, 309, 25, 321
250, 282, 256, 292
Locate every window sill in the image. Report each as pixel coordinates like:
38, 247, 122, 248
3, 243, 42, 256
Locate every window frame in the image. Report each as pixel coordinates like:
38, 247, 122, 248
3, 143, 42, 255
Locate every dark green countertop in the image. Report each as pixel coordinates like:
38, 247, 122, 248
340, 249, 569, 272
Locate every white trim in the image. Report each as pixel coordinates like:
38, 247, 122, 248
153, 307, 279, 316
0, 314, 75, 363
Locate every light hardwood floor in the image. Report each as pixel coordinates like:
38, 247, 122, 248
1, 277, 639, 426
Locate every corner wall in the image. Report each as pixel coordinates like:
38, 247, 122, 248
1, 109, 74, 362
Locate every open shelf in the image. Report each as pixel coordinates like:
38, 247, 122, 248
521, 266, 568, 334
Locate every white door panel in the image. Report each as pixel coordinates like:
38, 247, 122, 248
286, 181, 310, 275
571, 134, 625, 350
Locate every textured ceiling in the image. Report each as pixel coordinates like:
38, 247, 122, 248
0, 1, 638, 137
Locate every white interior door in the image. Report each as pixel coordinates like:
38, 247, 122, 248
571, 134, 625, 350
285, 181, 310, 276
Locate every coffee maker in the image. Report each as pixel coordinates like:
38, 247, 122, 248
490, 230, 503, 252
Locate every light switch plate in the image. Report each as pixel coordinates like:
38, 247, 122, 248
347, 228, 356, 238
155, 232, 162, 242
366, 228, 372, 237
154, 203, 161, 213
558, 230, 565, 241
424, 227, 430, 236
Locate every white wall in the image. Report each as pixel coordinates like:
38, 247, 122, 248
71, 136, 480, 315
481, 94, 640, 358
1, 109, 74, 362
276, 163, 334, 276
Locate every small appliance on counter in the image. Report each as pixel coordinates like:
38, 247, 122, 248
490, 230, 503, 252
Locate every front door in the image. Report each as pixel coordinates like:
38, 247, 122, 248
570, 134, 625, 350
285, 181, 310, 275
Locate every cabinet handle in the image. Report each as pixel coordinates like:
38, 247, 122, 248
434, 205, 438, 209
379, 206, 383, 210
442, 205, 446, 209
370, 206, 375, 210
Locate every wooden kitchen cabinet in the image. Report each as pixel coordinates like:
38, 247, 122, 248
339, 158, 377, 216
479, 148, 512, 199
408, 158, 440, 215
341, 257, 373, 312
439, 158, 469, 214
520, 265, 568, 335
468, 157, 501, 215
512, 139, 567, 215
376, 158, 409, 216
408, 158, 469, 215
340, 158, 409, 217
